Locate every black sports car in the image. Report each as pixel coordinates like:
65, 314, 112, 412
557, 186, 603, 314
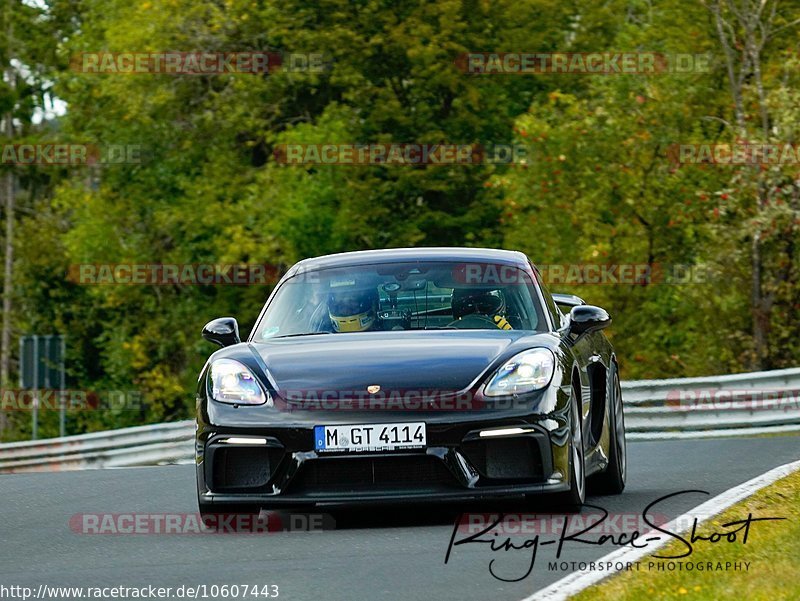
195, 248, 626, 515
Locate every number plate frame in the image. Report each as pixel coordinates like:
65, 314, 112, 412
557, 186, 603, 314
314, 422, 427, 453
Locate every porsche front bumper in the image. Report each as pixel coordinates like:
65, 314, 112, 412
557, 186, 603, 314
196, 415, 572, 508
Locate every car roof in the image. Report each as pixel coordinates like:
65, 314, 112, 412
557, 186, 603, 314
286, 247, 531, 275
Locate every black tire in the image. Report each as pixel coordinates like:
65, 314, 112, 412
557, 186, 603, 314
548, 384, 586, 512
590, 365, 626, 495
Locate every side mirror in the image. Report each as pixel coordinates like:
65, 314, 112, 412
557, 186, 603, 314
202, 317, 241, 347
568, 305, 611, 336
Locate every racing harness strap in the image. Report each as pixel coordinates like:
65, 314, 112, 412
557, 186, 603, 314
493, 315, 513, 330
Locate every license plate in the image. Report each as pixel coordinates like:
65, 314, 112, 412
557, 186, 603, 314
314, 422, 426, 453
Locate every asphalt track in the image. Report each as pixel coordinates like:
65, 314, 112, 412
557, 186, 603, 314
1, 435, 799, 601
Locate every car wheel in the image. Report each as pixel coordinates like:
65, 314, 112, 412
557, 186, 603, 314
591, 365, 626, 495
549, 385, 586, 512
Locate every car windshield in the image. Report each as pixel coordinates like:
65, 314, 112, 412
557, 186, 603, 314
253, 260, 546, 339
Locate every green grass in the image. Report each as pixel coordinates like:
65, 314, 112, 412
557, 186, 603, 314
572, 468, 800, 600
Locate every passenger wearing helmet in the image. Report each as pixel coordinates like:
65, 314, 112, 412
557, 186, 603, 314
449, 288, 513, 330
327, 286, 382, 332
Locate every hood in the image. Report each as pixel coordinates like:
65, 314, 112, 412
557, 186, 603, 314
250, 330, 555, 399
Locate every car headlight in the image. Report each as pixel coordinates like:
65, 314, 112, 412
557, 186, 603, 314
208, 359, 269, 405
484, 348, 555, 396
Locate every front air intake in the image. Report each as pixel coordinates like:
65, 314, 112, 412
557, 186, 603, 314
211, 446, 280, 491
461, 437, 543, 482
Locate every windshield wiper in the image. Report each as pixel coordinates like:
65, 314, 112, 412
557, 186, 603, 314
272, 332, 333, 339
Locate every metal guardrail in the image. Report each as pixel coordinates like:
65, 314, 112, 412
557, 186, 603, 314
0, 421, 194, 473
1, 368, 798, 472
622, 367, 800, 440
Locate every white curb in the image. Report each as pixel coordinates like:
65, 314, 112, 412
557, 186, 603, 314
522, 458, 800, 601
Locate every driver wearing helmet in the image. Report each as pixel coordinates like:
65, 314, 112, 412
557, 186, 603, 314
450, 288, 513, 330
327, 285, 382, 332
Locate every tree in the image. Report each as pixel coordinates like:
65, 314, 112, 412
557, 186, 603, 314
0, 0, 63, 438
704, 0, 800, 369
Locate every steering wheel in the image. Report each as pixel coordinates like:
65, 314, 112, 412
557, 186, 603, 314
446, 314, 502, 329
